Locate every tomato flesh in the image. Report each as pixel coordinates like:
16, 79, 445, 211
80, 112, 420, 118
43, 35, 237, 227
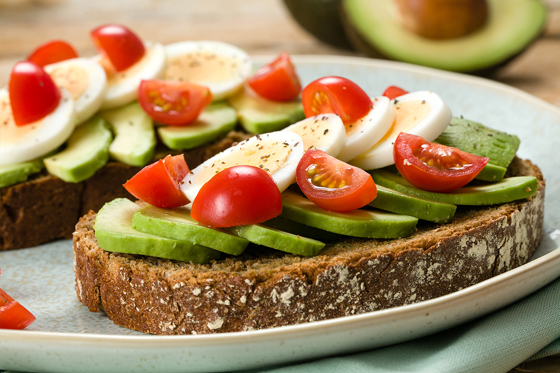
138, 80, 212, 126
302, 76, 372, 125
27, 40, 79, 67
9, 61, 61, 126
296, 149, 377, 212
90, 24, 145, 72
123, 154, 190, 208
382, 85, 409, 100
191, 165, 282, 228
247, 53, 301, 101
393, 132, 489, 192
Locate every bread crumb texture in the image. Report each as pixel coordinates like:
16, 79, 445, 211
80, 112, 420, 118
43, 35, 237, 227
73, 158, 545, 335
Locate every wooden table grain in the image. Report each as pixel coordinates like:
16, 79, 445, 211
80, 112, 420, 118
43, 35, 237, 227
0, 0, 558, 372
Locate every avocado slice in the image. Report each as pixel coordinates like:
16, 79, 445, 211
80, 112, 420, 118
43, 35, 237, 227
228, 224, 325, 257
280, 189, 418, 239
157, 102, 238, 150
44, 116, 112, 183
371, 185, 457, 223
0, 159, 44, 188
228, 87, 305, 133
371, 169, 538, 206
476, 162, 507, 182
94, 198, 220, 263
341, 0, 547, 72
436, 117, 520, 169
263, 216, 343, 242
100, 102, 156, 167
131, 204, 249, 256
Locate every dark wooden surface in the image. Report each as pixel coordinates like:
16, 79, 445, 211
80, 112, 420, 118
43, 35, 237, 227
0, 0, 558, 372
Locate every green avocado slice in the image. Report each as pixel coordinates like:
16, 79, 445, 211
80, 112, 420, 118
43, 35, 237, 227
94, 199, 220, 263
342, 0, 547, 72
228, 224, 325, 257
371, 185, 456, 223
0, 159, 44, 188
132, 204, 249, 256
157, 102, 238, 150
370, 169, 538, 206
280, 189, 418, 239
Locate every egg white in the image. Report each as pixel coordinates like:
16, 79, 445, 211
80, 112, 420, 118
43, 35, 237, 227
181, 131, 304, 203
337, 96, 395, 162
350, 91, 452, 170
283, 113, 346, 157
100, 41, 166, 109
44, 57, 107, 125
164, 41, 252, 101
0, 88, 76, 165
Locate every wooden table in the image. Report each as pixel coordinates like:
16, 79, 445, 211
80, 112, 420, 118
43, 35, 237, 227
0, 0, 559, 371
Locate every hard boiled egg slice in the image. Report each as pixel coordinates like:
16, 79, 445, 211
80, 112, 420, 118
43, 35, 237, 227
283, 113, 346, 157
337, 96, 395, 162
100, 42, 166, 109
182, 131, 304, 202
44, 57, 107, 125
0, 88, 75, 165
350, 91, 452, 170
164, 41, 252, 101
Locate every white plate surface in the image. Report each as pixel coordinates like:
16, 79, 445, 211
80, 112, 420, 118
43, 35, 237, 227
1, 56, 560, 373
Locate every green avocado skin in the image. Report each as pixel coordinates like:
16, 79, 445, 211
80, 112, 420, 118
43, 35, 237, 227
132, 205, 249, 256
228, 224, 325, 257
371, 185, 456, 223
95, 199, 220, 263
371, 169, 538, 206
436, 117, 521, 169
280, 190, 418, 239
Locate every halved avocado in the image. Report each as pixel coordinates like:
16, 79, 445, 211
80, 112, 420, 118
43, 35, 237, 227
341, 0, 547, 73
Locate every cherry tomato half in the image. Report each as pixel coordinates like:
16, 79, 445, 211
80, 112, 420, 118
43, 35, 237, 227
302, 76, 372, 125
0, 287, 36, 330
9, 61, 61, 126
138, 80, 212, 126
296, 149, 377, 212
123, 154, 190, 208
191, 165, 282, 228
393, 132, 489, 193
27, 40, 79, 67
382, 85, 409, 100
90, 24, 145, 72
247, 53, 301, 102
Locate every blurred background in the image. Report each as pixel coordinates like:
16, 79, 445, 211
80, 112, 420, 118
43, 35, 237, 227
0, 0, 559, 108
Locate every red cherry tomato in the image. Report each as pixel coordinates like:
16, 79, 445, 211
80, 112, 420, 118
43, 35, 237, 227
123, 154, 190, 208
0, 286, 36, 330
9, 61, 61, 126
393, 132, 489, 193
191, 165, 282, 228
138, 80, 212, 126
296, 149, 377, 212
90, 24, 145, 72
27, 40, 79, 67
382, 85, 409, 100
247, 53, 301, 101
302, 76, 372, 125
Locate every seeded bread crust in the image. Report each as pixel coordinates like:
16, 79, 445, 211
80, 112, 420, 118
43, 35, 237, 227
0, 131, 250, 251
73, 157, 545, 335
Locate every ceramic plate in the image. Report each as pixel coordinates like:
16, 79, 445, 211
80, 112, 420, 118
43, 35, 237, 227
1, 56, 560, 373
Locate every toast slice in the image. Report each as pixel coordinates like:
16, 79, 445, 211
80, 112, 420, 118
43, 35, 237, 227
73, 157, 545, 335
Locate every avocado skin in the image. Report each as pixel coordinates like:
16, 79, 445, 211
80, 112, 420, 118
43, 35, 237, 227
283, 0, 353, 50
340, 0, 547, 74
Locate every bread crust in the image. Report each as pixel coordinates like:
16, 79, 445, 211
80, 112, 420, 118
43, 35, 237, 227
73, 157, 545, 335
0, 131, 250, 251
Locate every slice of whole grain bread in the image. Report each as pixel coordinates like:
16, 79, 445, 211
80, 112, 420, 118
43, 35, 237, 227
73, 157, 545, 335
0, 131, 250, 251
